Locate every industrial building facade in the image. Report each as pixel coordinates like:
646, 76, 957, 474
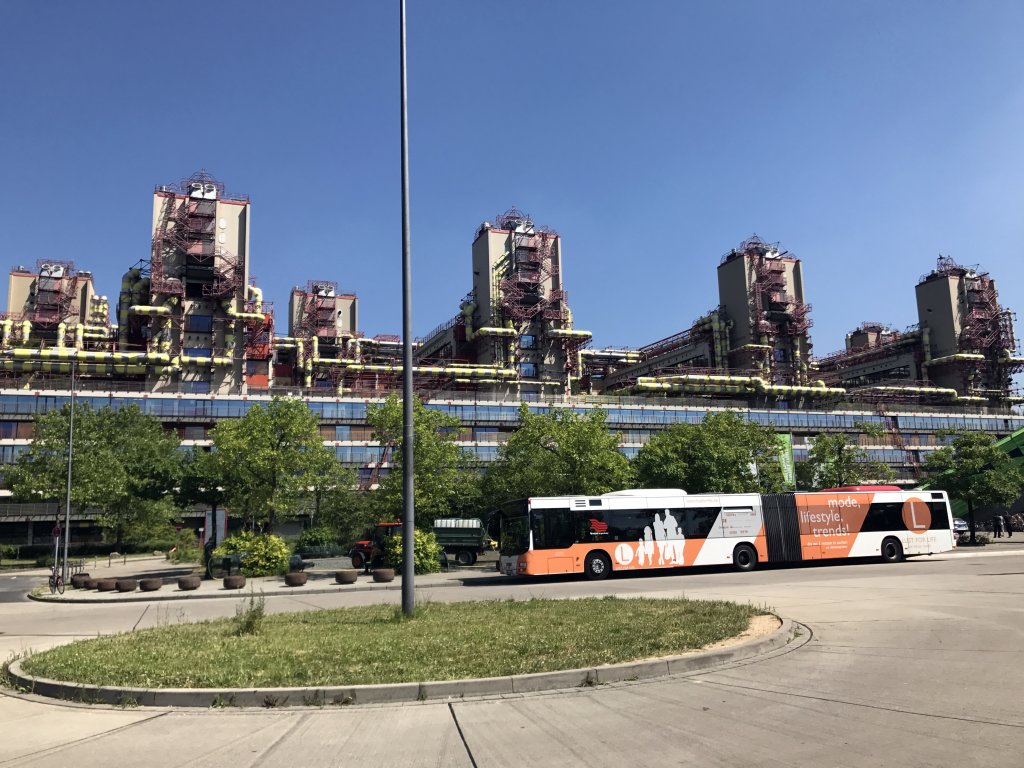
1, 171, 1022, 542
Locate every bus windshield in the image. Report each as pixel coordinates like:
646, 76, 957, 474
497, 501, 530, 556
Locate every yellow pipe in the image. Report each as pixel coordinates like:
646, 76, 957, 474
224, 299, 265, 323
130, 305, 172, 317
923, 353, 986, 366
74, 325, 84, 350
21, 320, 31, 343
334, 362, 519, 379
247, 285, 263, 313
1, 319, 13, 349
546, 329, 592, 339
56, 322, 66, 349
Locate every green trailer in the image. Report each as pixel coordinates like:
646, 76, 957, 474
433, 518, 495, 565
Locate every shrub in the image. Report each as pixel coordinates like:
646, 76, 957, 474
296, 526, 338, 551
233, 591, 266, 636
167, 528, 202, 563
214, 532, 291, 576
384, 529, 442, 575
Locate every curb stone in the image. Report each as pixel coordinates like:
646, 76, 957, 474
4, 618, 795, 708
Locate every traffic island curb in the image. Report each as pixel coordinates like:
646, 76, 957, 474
26, 576, 478, 604
3, 617, 798, 708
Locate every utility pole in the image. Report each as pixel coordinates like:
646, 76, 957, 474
399, 0, 416, 617
61, 355, 76, 583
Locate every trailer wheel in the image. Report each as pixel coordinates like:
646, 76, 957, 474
350, 552, 365, 570
455, 550, 474, 566
732, 544, 757, 572
470, 552, 478, 565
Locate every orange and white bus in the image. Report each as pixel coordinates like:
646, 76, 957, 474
496, 487, 955, 579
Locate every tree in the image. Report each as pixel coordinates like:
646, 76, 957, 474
481, 405, 634, 506
177, 448, 226, 540
7, 404, 181, 548
210, 397, 336, 530
633, 411, 786, 494
924, 431, 1024, 544
367, 395, 477, 528
798, 422, 893, 491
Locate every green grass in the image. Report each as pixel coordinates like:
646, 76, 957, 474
21, 597, 759, 688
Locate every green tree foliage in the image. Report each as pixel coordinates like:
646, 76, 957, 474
633, 411, 785, 494
384, 528, 443, 574
7, 404, 181, 547
209, 397, 337, 530
176, 448, 225, 527
797, 422, 893, 491
481, 405, 634, 506
924, 431, 1024, 544
367, 395, 477, 528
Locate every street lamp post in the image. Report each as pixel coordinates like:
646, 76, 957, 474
399, 0, 416, 617
61, 355, 76, 584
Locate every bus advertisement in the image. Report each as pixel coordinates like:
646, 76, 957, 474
497, 487, 955, 579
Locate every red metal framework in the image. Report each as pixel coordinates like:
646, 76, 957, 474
297, 280, 340, 341
30, 260, 77, 329
244, 300, 274, 360
498, 231, 561, 324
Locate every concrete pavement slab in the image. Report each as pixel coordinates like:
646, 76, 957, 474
0, 693, 155, 765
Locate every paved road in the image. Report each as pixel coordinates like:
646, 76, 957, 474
3, 549, 1024, 767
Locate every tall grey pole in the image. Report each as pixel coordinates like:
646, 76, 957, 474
400, 0, 416, 617
61, 355, 76, 583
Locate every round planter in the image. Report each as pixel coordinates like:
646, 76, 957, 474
95, 578, 117, 592
177, 575, 201, 591
284, 572, 308, 587
115, 578, 137, 593
70, 573, 91, 589
139, 578, 163, 592
83, 578, 98, 590
372, 568, 395, 583
335, 570, 358, 585
223, 575, 246, 590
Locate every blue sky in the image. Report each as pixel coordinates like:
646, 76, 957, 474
2, 1, 1022, 359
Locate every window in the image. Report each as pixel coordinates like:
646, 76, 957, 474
186, 315, 214, 333
686, 507, 720, 538
531, 508, 576, 549
517, 362, 537, 378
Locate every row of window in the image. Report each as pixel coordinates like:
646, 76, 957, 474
0, 394, 1018, 436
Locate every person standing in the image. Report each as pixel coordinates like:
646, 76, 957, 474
994, 515, 1004, 538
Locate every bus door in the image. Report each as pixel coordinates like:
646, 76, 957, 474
530, 507, 576, 574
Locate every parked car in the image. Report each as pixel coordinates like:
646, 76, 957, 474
953, 518, 969, 539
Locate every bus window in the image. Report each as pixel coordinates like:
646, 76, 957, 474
499, 515, 530, 556
686, 507, 720, 539
532, 508, 575, 549
927, 501, 950, 529
604, 509, 655, 542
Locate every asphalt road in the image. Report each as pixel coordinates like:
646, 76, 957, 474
0, 574, 38, 602
3, 548, 1024, 767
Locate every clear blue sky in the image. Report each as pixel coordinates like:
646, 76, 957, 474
2, 1, 1022, 360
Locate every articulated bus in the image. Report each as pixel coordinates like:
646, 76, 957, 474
497, 487, 955, 579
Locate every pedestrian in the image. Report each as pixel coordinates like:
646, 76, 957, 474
1008, 515, 1014, 538
994, 515, 1003, 538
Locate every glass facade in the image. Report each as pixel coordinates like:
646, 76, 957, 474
0, 390, 1020, 486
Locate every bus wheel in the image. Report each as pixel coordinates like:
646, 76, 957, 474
455, 550, 474, 566
881, 537, 904, 563
733, 544, 757, 572
584, 551, 612, 581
